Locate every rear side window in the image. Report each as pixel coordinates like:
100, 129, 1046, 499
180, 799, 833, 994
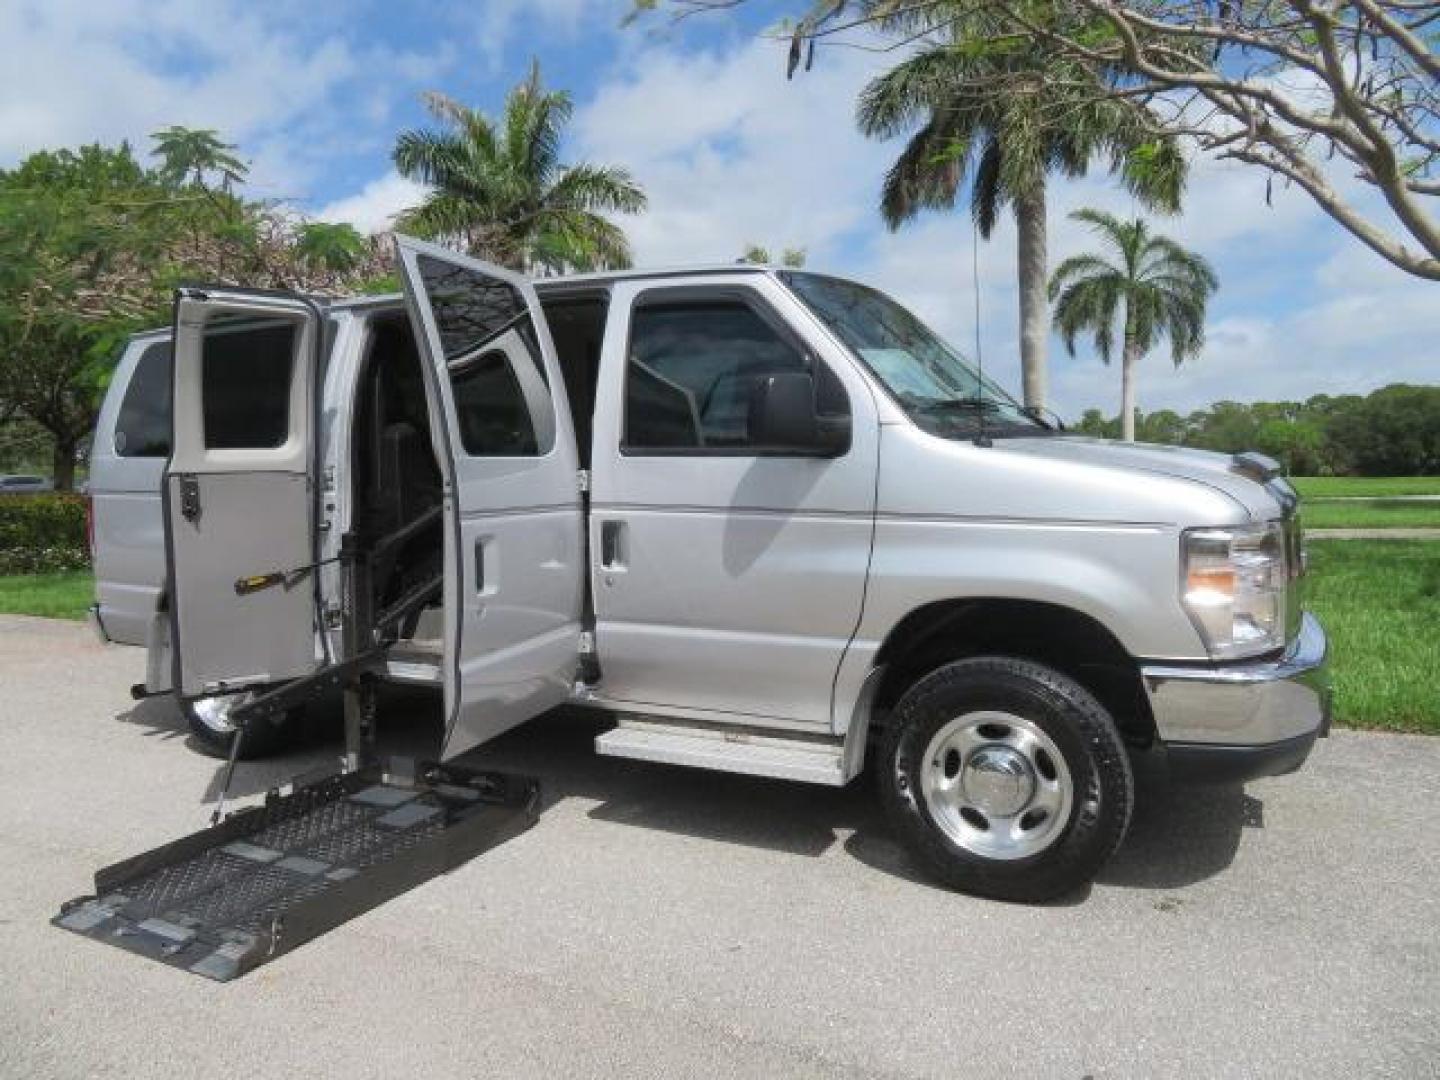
415, 253, 553, 458
450, 349, 539, 456
114, 342, 173, 457
201, 320, 297, 449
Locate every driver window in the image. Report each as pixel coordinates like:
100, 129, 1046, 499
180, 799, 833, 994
623, 297, 846, 452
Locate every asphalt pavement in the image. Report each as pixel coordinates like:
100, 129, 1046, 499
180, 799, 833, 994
1, 614, 1436, 1079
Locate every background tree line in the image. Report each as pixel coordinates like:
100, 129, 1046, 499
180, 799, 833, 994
0, 133, 390, 488
0, 64, 647, 490
1073, 383, 1440, 476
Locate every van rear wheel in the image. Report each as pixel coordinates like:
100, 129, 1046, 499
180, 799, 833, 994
183, 691, 300, 760
880, 656, 1133, 903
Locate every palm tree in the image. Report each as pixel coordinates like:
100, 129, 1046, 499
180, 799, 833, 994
150, 126, 248, 191
856, 10, 1186, 411
392, 61, 647, 273
1049, 209, 1218, 442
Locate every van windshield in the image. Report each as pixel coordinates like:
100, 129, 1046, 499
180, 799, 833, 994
780, 272, 1048, 438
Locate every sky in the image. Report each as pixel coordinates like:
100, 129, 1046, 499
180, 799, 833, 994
1, 0, 1434, 419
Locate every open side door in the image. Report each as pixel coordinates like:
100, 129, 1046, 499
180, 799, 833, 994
393, 236, 585, 759
164, 289, 325, 698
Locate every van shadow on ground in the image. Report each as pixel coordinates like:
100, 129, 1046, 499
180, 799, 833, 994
116, 692, 1261, 899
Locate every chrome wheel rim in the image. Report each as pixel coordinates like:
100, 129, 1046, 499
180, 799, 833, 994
919, 711, 1073, 861
189, 692, 253, 736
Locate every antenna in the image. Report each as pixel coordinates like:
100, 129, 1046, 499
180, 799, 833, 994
971, 215, 991, 448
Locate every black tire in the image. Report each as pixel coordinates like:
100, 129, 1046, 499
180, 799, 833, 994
182, 692, 301, 760
879, 656, 1133, 903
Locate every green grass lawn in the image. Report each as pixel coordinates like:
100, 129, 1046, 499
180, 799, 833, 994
1292, 476, 1440, 498
1302, 499, 1440, 530
1306, 540, 1439, 734
0, 570, 94, 620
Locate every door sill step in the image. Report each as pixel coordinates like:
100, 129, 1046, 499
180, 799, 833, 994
383, 658, 442, 685
595, 718, 846, 786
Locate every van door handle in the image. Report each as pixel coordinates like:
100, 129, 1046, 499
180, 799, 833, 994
600, 520, 626, 570
474, 539, 485, 592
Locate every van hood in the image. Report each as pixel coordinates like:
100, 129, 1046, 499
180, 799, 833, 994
1000, 436, 1293, 520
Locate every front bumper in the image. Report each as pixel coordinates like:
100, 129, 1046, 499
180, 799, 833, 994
1141, 612, 1332, 784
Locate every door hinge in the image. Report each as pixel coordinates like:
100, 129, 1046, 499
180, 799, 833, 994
577, 469, 590, 494
178, 474, 201, 523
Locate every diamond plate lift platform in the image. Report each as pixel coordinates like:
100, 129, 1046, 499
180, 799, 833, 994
54, 528, 539, 981
54, 763, 538, 981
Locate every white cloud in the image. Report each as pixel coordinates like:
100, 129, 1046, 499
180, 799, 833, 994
572, 37, 896, 267
316, 172, 427, 235
0, 0, 448, 201
572, 31, 1435, 419
466, 0, 624, 72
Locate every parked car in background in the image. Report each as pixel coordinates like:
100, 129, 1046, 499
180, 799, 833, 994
0, 474, 52, 494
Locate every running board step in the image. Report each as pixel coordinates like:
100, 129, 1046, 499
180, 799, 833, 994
595, 719, 846, 786
53, 761, 539, 981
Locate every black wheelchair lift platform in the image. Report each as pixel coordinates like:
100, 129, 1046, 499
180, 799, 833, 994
53, 530, 539, 982
53, 760, 538, 981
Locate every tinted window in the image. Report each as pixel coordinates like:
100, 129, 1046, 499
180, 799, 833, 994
114, 342, 173, 457
202, 320, 297, 449
414, 254, 552, 458
450, 349, 539, 456
625, 299, 842, 451
416, 254, 528, 362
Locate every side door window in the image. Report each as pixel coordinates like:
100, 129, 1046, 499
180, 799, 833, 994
623, 297, 849, 453
448, 338, 555, 458
200, 318, 298, 451
413, 251, 558, 461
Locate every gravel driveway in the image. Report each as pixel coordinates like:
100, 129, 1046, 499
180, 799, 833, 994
1, 614, 1436, 1079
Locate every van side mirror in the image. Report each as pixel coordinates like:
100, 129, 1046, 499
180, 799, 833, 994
749, 372, 849, 456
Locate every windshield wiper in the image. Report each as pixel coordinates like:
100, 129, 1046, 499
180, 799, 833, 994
898, 393, 1003, 414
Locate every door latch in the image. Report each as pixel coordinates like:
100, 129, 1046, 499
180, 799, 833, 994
178, 474, 201, 523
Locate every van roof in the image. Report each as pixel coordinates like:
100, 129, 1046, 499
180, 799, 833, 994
133, 263, 793, 336
329, 262, 780, 311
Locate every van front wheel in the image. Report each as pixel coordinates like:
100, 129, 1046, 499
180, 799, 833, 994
880, 656, 1133, 903
183, 691, 300, 760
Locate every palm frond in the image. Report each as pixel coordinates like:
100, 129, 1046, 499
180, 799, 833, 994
544, 164, 647, 215
534, 209, 633, 272
878, 118, 966, 229
856, 47, 976, 141
1052, 276, 1121, 362
970, 134, 1004, 238
1047, 254, 1118, 300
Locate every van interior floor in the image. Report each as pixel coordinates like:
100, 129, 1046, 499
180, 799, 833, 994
53, 760, 538, 981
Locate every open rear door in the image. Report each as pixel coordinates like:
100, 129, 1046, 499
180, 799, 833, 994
164, 289, 325, 698
393, 236, 585, 759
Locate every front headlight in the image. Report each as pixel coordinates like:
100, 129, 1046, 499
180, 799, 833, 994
1181, 522, 1288, 659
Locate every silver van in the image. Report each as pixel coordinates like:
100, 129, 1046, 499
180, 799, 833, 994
88, 237, 1330, 900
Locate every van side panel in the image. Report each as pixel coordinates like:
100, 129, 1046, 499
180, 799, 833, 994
90, 334, 170, 644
